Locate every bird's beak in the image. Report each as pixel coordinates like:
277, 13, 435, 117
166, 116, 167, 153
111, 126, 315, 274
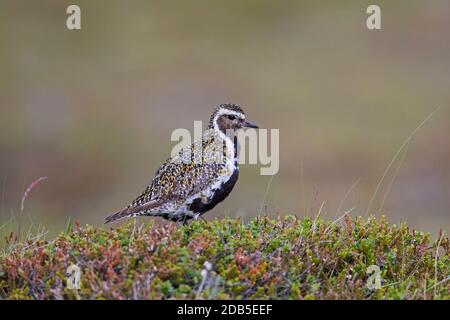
243, 121, 259, 128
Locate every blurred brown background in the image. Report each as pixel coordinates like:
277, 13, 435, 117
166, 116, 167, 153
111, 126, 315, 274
1, 0, 449, 236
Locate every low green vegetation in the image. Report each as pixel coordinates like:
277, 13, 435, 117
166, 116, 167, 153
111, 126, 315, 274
0, 215, 448, 300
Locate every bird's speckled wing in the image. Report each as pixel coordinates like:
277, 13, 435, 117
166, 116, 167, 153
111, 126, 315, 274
129, 134, 229, 208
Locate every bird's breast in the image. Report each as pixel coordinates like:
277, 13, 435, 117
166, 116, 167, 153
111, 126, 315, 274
187, 167, 239, 215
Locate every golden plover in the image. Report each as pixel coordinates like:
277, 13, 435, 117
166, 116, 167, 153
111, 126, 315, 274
105, 103, 258, 224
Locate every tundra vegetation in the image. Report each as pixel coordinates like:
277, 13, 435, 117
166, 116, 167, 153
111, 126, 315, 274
0, 215, 448, 300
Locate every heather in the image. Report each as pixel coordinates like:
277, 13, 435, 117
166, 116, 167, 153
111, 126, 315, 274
0, 215, 448, 300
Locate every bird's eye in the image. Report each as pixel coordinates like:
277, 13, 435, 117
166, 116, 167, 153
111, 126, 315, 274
227, 115, 236, 120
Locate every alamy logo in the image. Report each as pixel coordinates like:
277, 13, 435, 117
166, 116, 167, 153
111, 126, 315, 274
66, 5, 81, 30
171, 121, 279, 176
366, 265, 382, 290
366, 5, 381, 30
66, 264, 81, 290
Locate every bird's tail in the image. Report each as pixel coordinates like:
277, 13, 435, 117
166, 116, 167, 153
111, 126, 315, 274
105, 200, 160, 224
104, 208, 131, 224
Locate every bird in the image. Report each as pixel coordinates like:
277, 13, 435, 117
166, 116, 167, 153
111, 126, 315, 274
105, 103, 258, 224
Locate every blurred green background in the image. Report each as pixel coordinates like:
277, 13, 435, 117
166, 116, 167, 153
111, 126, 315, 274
1, 0, 449, 236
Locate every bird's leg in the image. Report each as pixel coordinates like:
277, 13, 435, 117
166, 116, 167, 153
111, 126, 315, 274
176, 219, 189, 227
181, 214, 189, 226
192, 213, 207, 223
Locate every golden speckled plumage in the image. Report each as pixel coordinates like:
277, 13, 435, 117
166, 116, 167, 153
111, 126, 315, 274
105, 103, 257, 224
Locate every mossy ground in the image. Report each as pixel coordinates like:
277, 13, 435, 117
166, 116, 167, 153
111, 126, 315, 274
0, 215, 448, 300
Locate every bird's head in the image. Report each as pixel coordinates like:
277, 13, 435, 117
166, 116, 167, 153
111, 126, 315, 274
208, 103, 258, 132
